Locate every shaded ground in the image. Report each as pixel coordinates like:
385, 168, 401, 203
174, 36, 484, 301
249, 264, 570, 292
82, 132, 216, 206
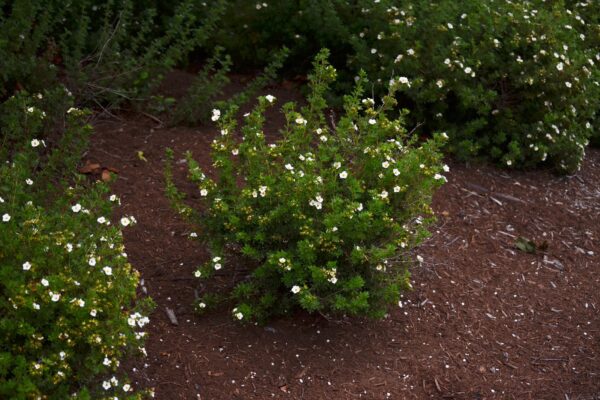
88, 74, 600, 399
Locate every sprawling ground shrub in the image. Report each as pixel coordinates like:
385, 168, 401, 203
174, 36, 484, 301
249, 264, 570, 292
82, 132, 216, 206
0, 91, 152, 399
166, 50, 447, 322
211, 0, 600, 173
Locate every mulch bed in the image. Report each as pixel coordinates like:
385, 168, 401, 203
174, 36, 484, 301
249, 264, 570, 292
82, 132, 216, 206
88, 74, 600, 399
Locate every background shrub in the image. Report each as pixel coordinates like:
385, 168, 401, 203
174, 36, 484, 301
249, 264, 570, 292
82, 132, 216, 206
209, 0, 600, 173
0, 91, 152, 399
0, 0, 226, 109
166, 50, 447, 322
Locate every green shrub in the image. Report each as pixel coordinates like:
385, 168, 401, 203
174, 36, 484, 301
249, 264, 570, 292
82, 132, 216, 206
566, 0, 600, 146
349, 0, 599, 173
0, 91, 153, 399
0, 0, 226, 108
210, 0, 600, 173
165, 50, 447, 322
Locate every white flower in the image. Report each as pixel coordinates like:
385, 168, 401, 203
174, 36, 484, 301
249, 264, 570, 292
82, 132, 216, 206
97, 216, 106, 224
356, 203, 363, 212
25, 179, 33, 185
102, 381, 111, 390
22, 262, 31, 271
214, 263, 222, 270
211, 109, 221, 122
295, 116, 307, 125
27, 107, 35, 113
51, 293, 61, 302
120, 217, 131, 227
285, 163, 294, 171
33, 303, 40, 310
109, 194, 118, 202
41, 278, 49, 287
399, 76, 409, 84
67, 107, 78, 114
393, 168, 400, 176
379, 190, 388, 199
2, 213, 10, 222
103, 357, 111, 366
333, 161, 341, 169
200, 188, 208, 196
368, 118, 377, 125
464, 67, 472, 74
329, 277, 337, 284
557, 62, 564, 71
447, 22, 453, 29
382, 161, 390, 169
198, 302, 206, 309
90, 309, 97, 317
291, 285, 301, 294
443, 164, 450, 172
416, 255, 424, 263
103, 266, 112, 276
436, 80, 444, 88
339, 171, 348, 179
194, 270, 202, 278
407, 48, 415, 55
565, 81, 572, 88
31, 139, 40, 147
66, 243, 73, 252
0, 197, 4, 203
71, 204, 82, 213
123, 384, 131, 392
265, 94, 276, 103
76, 299, 85, 307
88, 257, 96, 266
320, 135, 328, 142
506, 160, 512, 166
393, 186, 401, 193
434, 173, 446, 181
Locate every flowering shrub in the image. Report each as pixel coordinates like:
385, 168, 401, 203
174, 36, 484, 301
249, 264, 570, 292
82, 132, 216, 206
0, 92, 152, 398
211, 0, 600, 173
165, 50, 447, 322
349, 0, 599, 173
566, 0, 600, 146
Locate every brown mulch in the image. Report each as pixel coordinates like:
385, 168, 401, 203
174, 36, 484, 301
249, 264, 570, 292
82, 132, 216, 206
88, 74, 600, 400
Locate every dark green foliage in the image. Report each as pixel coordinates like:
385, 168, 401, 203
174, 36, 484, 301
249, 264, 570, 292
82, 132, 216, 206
0, 0, 227, 109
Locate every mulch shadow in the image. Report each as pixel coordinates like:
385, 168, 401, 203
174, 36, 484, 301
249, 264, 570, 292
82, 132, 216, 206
88, 72, 600, 400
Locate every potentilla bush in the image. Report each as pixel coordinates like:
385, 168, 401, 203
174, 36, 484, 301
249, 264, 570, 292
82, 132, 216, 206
0, 92, 153, 399
208, 0, 600, 173
348, 0, 600, 173
165, 50, 447, 322
566, 0, 600, 145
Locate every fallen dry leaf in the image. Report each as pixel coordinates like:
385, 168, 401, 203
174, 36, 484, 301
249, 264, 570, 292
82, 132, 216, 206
79, 162, 101, 174
101, 169, 112, 182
